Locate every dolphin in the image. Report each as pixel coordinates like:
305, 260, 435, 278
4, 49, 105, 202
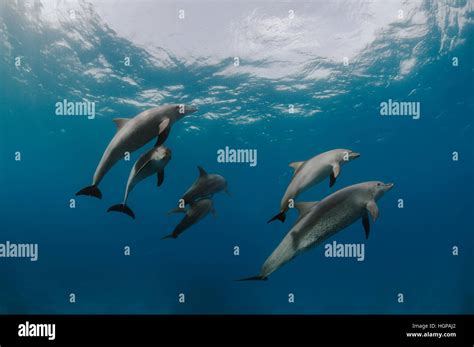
239, 181, 393, 281
162, 198, 215, 239
268, 149, 360, 223
76, 104, 197, 199
181, 166, 229, 205
107, 145, 172, 219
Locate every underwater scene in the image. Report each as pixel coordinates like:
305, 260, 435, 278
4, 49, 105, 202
0, 0, 473, 314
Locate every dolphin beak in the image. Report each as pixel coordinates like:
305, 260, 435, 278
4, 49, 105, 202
186, 105, 198, 114
384, 183, 394, 191
351, 152, 361, 159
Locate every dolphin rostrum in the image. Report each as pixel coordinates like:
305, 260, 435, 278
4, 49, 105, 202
181, 166, 229, 205
162, 198, 215, 239
268, 149, 360, 223
76, 104, 197, 199
107, 145, 172, 219
240, 181, 393, 281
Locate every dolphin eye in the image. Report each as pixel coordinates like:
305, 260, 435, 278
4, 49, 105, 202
377, 183, 381, 186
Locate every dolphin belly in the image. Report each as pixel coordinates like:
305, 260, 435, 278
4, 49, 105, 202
262, 199, 364, 278
280, 165, 331, 210
92, 117, 160, 186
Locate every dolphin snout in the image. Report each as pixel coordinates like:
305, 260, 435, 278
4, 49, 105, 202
384, 183, 394, 191
351, 152, 361, 159
186, 105, 198, 113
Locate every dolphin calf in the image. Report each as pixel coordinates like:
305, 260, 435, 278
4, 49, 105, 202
76, 104, 197, 199
268, 149, 360, 223
239, 181, 393, 281
162, 198, 215, 239
107, 146, 172, 219
181, 166, 229, 205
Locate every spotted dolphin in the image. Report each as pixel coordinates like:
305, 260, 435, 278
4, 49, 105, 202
107, 146, 172, 219
268, 149, 360, 223
76, 104, 197, 199
162, 198, 215, 239
181, 166, 229, 205
239, 181, 393, 281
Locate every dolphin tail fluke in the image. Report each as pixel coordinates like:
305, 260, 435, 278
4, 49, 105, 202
107, 204, 135, 219
161, 233, 177, 240
76, 185, 102, 199
267, 211, 286, 224
236, 275, 268, 282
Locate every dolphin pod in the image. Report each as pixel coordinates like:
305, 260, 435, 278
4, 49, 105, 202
239, 181, 394, 281
74, 103, 394, 282
268, 149, 360, 223
76, 104, 197, 199
107, 145, 172, 219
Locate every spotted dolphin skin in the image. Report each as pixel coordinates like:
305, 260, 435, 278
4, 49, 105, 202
76, 104, 197, 199
181, 166, 229, 205
239, 181, 393, 281
107, 146, 172, 219
162, 199, 215, 239
268, 149, 360, 224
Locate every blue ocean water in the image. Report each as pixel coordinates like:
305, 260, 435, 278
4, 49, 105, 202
0, 0, 472, 314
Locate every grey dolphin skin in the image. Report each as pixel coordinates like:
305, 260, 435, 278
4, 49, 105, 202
239, 181, 393, 281
162, 199, 215, 239
181, 166, 229, 205
268, 149, 360, 223
107, 146, 172, 219
76, 104, 197, 199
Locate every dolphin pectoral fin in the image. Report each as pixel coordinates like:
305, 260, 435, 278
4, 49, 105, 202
157, 170, 164, 187
366, 200, 379, 221
362, 211, 370, 239
112, 118, 130, 131
329, 163, 340, 187
329, 172, 336, 187
107, 204, 135, 219
267, 211, 286, 223
76, 185, 102, 199
332, 163, 341, 178
197, 165, 208, 177
236, 275, 268, 281
155, 118, 171, 146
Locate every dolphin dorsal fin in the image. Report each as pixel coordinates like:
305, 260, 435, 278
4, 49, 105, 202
294, 201, 319, 221
289, 161, 304, 173
198, 166, 208, 177
113, 118, 130, 131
